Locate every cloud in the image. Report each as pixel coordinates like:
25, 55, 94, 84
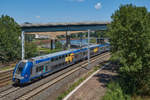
35, 16, 40, 18
94, 2, 102, 10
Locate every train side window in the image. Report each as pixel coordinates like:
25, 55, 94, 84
55, 57, 57, 61
40, 66, 42, 71
55, 64, 58, 67
38, 67, 40, 72
83, 52, 85, 55
75, 54, 78, 58
45, 66, 48, 71
36, 67, 38, 72
59, 56, 61, 59
37, 66, 43, 72
51, 58, 54, 62
39, 66, 41, 71
56, 57, 58, 60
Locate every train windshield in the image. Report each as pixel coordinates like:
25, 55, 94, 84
16, 62, 26, 74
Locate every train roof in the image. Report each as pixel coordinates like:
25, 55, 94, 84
31, 49, 75, 61
29, 44, 107, 64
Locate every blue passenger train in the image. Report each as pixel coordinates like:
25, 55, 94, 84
12, 43, 110, 84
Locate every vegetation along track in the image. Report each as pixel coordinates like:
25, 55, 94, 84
0, 52, 110, 100
0, 68, 13, 87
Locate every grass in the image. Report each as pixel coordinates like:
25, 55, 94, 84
56, 64, 103, 100
90, 38, 97, 43
57, 77, 86, 100
0, 63, 16, 71
0, 66, 12, 71
132, 96, 150, 100
102, 81, 131, 100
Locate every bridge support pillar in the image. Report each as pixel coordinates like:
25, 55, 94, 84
50, 39, 56, 50
66, 31, 70, 49
50, 39, 54, 50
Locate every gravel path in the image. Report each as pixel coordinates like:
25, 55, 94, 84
67, 63, 118, 100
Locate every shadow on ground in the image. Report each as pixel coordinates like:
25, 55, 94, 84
94, 64, 119, 88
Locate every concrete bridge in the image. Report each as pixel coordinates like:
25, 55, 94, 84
21, 22, 109, 32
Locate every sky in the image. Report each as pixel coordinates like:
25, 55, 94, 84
0, 0, 150, 24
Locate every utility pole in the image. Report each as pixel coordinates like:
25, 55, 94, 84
87, 29, 90, 69
21, 31, 25, 60
80, 33, 82, 48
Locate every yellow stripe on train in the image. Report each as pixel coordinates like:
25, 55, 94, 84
65, 53, 74, 62
94, 47, 98, 52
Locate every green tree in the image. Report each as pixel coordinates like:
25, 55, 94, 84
55, 41, 62, 49
25, 34, 35, 42
25, 42, 38, 59
0, 15, 21, 63
0, 15, 38, 62
108, 4, 150, 95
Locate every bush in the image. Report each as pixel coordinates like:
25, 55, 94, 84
103, 82, 131, 100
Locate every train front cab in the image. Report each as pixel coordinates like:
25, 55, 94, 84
12, 60, 33, 84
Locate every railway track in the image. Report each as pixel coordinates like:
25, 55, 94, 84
0, 52, 110, 100
17, 52, 110, 100
0, 68, 13, 87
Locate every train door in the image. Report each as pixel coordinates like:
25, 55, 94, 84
43, 65, 46, 73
